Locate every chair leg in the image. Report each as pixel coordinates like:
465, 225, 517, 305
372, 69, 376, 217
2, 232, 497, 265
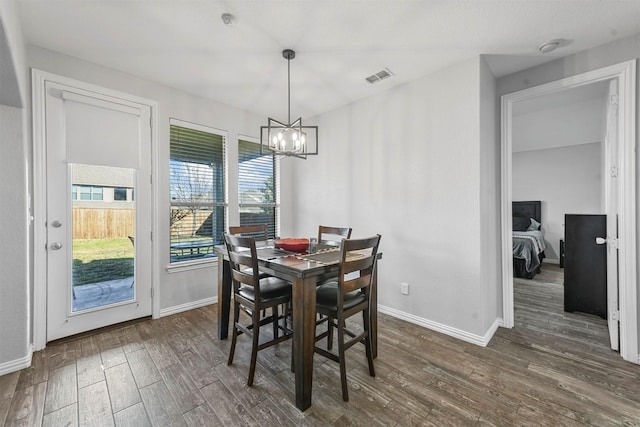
363, 308, 375, 377
247, 308, 261, 386
337, 315, 349, 402
228, 301, 240, 365
327, 317, 334, 350
272, 305, 279, 339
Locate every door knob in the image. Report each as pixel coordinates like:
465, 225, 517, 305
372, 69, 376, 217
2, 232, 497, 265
50, 242, 63, 250
51, 220, 62, 228
595, 237, 606, 245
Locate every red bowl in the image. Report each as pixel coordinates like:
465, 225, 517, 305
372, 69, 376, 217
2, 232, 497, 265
275, 238, 309, 252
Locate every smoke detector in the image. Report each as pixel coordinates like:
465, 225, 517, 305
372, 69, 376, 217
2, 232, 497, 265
538, 40, 561, 53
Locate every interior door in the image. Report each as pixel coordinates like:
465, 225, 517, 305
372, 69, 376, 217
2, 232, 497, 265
604, 79, 620, 351
45, 81, 153, 341
564, 214, 607, 319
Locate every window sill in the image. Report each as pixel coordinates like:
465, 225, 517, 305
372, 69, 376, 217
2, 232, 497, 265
166, 257, 218, 274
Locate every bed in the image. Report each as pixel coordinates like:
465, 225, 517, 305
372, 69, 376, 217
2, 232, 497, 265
512, 201, 546, 279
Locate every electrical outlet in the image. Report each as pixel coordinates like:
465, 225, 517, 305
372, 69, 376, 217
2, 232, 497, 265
401, 282, 409, 295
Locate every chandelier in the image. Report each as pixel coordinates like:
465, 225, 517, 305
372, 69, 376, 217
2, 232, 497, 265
260, 49, 318, 159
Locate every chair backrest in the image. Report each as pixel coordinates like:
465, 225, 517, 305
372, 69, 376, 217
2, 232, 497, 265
337, 234, 381, 299
224, 233, 261, 296
229, 224, 269, 241
318, 225, 352, 245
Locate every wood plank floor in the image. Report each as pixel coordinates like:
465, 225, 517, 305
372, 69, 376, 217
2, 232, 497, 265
2, 266, 640, 426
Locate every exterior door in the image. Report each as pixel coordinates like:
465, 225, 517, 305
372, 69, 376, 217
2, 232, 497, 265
604, 80, 620, 351
45, 81, 153, 341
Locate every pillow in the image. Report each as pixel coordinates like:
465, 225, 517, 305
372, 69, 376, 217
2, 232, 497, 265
512, 216, 530, 231
528, 218, 541, 231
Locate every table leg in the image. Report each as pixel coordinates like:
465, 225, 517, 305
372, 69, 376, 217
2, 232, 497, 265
292, 276, 317, 411
217, 259, 231, 340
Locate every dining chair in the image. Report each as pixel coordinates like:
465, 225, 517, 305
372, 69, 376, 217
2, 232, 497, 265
230, 224, 273, 320
314, 234, 381, 402
316, 225, 353, 336
224, 233, 293, 386
229, 224, 269, 241
318, 225, 352, 246
314, 227, 353, 333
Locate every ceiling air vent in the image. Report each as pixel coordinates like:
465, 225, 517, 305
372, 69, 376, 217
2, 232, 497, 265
365, 68, 394, 84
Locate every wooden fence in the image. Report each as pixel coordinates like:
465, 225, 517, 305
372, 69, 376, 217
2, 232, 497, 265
72, 208, 134, 239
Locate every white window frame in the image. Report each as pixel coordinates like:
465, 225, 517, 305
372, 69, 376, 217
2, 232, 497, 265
168, 118, 228, 267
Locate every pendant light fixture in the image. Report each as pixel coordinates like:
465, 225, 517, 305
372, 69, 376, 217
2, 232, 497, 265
260, 49, 318, 159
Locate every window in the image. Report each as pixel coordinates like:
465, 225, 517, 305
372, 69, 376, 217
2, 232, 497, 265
74, 185, 103, 201
169, 120, 226, 263
238, 139, 278, 238
114, 187, 128, 201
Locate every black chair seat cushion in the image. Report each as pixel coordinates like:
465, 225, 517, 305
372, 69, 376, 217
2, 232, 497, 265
238, 277, 291, 302
316, 282, 366, 313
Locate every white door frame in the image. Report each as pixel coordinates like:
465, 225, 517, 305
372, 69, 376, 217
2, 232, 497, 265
500, 60, 638, 363
32, 69, 160, 350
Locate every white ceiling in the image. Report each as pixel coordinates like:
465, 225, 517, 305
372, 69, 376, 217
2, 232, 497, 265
16, 1, 640, 121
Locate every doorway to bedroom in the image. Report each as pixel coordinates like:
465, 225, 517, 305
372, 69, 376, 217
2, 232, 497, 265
500, 60, 638, 364
512, 82, 610, 349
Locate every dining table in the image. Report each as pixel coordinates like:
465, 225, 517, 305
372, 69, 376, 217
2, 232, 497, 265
215, 242, 381, 411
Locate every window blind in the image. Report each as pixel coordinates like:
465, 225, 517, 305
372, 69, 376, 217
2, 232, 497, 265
169, 122, 226, 262
238, 139, 278, 238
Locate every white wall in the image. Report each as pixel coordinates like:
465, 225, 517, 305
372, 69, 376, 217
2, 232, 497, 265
291, 56, 501, 342
0, 0, 29, 373
513, 142, 603, 261
513, 97, 605, 152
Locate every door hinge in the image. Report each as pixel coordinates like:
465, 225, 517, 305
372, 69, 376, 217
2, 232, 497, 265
150, 231, 153, 241
610, 166, 619, 177
610, 94, 619, 108
151, 287, 154, 298
609, 237, 619, 250
610, 309, 619, 321
150, 174, 153, 184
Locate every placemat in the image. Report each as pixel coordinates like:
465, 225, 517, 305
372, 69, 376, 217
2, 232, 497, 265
299, 250, 341, 264
299, 249, 366, 265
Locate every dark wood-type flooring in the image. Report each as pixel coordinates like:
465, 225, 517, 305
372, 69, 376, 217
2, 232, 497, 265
2, 263, 640, 425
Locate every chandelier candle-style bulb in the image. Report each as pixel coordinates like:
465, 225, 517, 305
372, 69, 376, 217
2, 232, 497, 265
268, 118, 306, 153
260, 49, 318, 159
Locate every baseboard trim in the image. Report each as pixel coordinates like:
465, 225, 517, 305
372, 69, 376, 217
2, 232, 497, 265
378, 305, 500, 347
0, 344, 33, 376
159, 296, 218, 318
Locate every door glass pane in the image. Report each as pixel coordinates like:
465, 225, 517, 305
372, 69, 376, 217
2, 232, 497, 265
71, 164, 136, 312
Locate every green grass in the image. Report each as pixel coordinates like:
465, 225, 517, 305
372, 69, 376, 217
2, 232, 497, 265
72, 238, 134, 286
